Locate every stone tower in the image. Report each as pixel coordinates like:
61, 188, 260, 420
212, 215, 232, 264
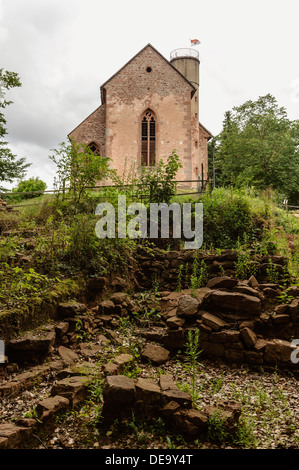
170, 48, 200, 120
170, 47, 205, 183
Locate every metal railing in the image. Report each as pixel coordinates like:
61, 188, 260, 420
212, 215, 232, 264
170, 48, 199, 60
0, 180, 209, 208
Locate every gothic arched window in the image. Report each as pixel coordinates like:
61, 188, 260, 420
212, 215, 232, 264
88, 142, 102, 155
141, 110, 156, 166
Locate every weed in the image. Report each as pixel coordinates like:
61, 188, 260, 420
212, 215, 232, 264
122, 360, 141, 379
118, 317, 141, 359
133, 292, 162, 327
75, 318, 87, 341
255, 386, 269, 410
218, 264, 226, 276
127, 413, 151, 444
176, 264, 184, 292
189, 256, 208, 292
207, 410, 229, 444
277, 288, 295, 304
184, 328, 203, 407
152, 274, 160, 292
233, 416, 257, 448
85, 377, 104, 426
210, 374, 224, 394
234, 245, 258, 279
166, 437, 176, 449
22, 406, 42, 423
265, 259, 280, 283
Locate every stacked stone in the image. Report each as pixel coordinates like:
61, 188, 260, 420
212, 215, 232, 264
0, 197, 13, 212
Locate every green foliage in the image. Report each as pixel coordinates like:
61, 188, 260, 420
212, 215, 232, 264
207, 410, 256, 447
233, 416, 257, 448
0, 69, 31, 187
135, 150, 182, 203
0, 263, 51, 308
86, 377, 104, 426
125, 414, 172, 446
213, 94, 299, 204
189, 255, 208, 291
22, 405, 42, 423
265, 258, 280, 283
277, 288, 295, 305
207, 410, 230, 443
112, 150, 182, 204
34, 213, 134, 277
199, 188, 263, 249
11, 177, 47, 200
122, 359, 141, 379
118, 317, 141, 359
48, 141, 71, 199
184, 328, 203, 407
234, 245, 258, 279
176, 264, 184, 291
49, 141, 113, 203
272, 206, 299, 235
132, 291, 162, 327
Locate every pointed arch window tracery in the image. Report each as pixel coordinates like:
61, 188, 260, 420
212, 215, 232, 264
88, 142, 102, 156
141, 109, 156, 166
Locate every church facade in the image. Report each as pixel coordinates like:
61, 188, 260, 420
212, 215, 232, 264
68, 44, 212, 185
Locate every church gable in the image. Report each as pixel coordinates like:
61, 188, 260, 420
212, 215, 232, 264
68, 104, 106, 157
67, 43, 210, 183
102, 44, 195, 103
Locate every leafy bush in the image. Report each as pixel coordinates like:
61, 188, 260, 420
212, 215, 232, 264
134, 150, 183, 204
272, 206, 299, 235
49, 141, 114, 203
11, 177, 47, 200
34, 212, 135, 277
199, 188, 265, 249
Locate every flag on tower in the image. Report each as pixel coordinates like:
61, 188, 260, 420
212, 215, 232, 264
190, 39, 201, 46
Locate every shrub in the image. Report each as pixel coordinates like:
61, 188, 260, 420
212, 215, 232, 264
49, 141, 114, 203
199, 188, 264, 249
135, 150, 183, 204
11, 177, 47, 200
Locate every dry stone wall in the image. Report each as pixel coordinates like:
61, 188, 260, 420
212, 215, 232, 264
1, 244, 299, 449
134, 247, 298, 370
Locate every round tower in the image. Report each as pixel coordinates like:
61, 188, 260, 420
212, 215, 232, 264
170, 48, 200, 117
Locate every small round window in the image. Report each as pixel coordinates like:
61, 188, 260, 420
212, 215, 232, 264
146, 67, 152, 73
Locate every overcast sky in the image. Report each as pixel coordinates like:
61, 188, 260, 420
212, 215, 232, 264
0, 0, 298, 189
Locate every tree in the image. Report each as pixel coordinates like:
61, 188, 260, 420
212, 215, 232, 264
49, 141, 113, 203
215, 94, 299, 203
136, 150, 183, 203
208, 137, 221, 188
0, 69, 31, 188
12, 177, 47, 200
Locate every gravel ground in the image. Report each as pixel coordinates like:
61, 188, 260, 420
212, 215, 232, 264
1, 335, 298, 450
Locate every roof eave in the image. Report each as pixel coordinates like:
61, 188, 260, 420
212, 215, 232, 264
199, 121, 213, 140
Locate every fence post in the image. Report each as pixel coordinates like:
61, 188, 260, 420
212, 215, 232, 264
283, 199, 288, 211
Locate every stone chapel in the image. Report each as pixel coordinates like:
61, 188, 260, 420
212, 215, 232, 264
68, 43, 212, 185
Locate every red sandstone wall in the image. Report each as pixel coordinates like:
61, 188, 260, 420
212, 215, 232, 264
69, 104, 106, 156
199, 124, 211, 181
104, 46, 194, 182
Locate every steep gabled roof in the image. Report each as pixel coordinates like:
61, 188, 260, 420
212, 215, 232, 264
68, 104, 104, 139
199, 121, 213, 140
100, 43, 196, 103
